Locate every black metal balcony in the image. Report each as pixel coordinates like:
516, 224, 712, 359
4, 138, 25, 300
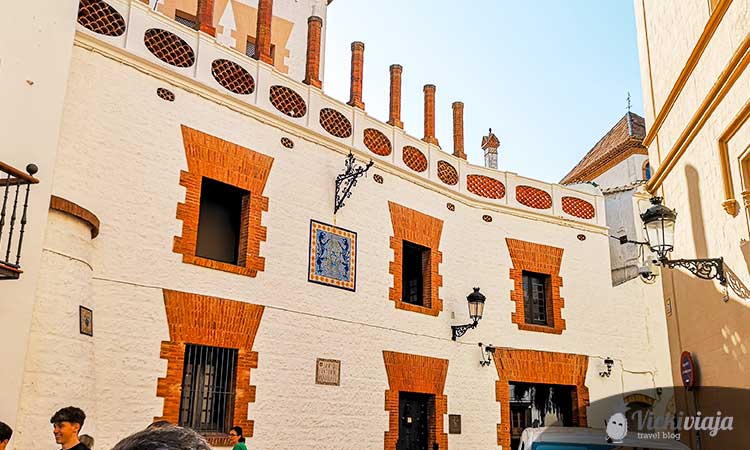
0, 162, 39, 280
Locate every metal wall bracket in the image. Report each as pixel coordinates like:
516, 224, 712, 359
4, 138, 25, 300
334, 153, 373, 214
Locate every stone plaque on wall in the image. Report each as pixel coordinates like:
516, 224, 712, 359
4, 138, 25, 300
449, 414, 461, 434
316, 358, 341, 386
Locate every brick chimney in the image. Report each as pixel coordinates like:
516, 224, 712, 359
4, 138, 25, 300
422, 84, 439, 146
387, 64, 403, 128
347, 42, 365, 109
196, 0, 216, 36
482, 128, 500, 169
254, 0, 274, 65
303, 16, 323, 88
452, 102, 466, 160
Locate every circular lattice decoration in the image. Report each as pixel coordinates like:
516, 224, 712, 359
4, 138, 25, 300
319, 108, 352, 138
373, 174, 384, 184
281, 137, 294, 149
466, 174, 505, 199
562, 196, 596, 219
482, 215, 493, 223
211, 59, 255, 95
446, 203, 455, 212
269, 85, 307, 118
516, 185, 552, 209
577, 234, 586, 241
402, 146, 428, 173
157, 88, 175, 101
144, 28, 195, 68
363, 128, 392, 156
437, 161, 458, 186
77, 0, 126, 36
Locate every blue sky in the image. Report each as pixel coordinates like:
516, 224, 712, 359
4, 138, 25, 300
322, 0, 644, 183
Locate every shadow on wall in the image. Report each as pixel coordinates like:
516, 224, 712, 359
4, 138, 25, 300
685, 165, 708, 259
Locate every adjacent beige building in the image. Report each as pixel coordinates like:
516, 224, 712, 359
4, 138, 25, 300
635, 0, 750, 448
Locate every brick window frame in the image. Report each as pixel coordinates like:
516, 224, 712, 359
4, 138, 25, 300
174, 126, 273, 277
383, 351, 448, 450
156, 290, 264, 447
388, 202, 444, 316
492, 348, 589, 450
506, 238, 565, 334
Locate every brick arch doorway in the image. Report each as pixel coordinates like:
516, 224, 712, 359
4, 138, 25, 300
492, 348, 589, 449
383, 351, 449, 450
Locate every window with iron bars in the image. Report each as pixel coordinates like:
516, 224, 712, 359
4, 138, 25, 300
179, 344, 238, 433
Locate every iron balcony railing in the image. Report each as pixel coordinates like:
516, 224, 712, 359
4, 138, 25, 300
0, 162, 39, 280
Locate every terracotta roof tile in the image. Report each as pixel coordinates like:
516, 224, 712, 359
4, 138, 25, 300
560, 112, 648, 184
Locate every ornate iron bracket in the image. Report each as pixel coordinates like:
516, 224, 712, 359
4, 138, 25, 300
451, 319, 478, 341
661, 257, 726, 286
334, 153, 373, 214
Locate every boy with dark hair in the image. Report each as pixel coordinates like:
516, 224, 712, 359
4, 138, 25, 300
0, 421, 12, 450
50, 407, 89, 450
112, 426, 211, 450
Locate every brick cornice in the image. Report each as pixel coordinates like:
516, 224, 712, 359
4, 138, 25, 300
174, 126, 273, 277
388, 201, 444, 316
506, 238, 565, 334
382, 351, 449, 450
492, 347, 589, 449
49, 195, 100, 239
156, 290, 264, 446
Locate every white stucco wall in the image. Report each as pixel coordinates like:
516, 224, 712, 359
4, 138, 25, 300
0, 1, 79, 447
7, 35, 674, 450
592, 154, 649, 188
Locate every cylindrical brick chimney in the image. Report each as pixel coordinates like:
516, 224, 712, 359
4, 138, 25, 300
254, 0, 274, 65
197, 0, 216, 36
422, 84, 439, 146
387, 64, 403, 128
303, 16, 323, 88
452, 101, 466, 160
347, 41, 365, 109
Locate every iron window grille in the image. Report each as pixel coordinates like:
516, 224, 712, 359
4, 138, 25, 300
523, 271, 550, 325
179, 344, 238, 434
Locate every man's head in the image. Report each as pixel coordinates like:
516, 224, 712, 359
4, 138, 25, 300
50, 407, 86, 447
79, 434, 94, 449
0, 421, 12, 450
228, 426, 243, 445
111, 426, 211, 450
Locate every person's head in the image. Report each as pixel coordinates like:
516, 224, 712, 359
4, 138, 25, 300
146, 421, 174, 430
111, 426, 211, 450
79, 434, 94, 450
50, 406, 86, 447
0, 421, 12, 450
228, 426, 243, 445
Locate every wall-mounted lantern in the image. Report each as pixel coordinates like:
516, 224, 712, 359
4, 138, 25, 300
599, 357, 614, 377
617, 197, 729, 288
451, 287, 486, 341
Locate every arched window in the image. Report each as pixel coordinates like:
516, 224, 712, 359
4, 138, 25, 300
643, 161, 651, 181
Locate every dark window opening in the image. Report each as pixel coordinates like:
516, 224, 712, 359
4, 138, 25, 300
196, 177, 249, 265
402, 241, 430, 306
174, 9, 198, 29
644, 162, 651, 180
179, 344, 238, 434
523, 271, 550, 326
246, 37, 276, 64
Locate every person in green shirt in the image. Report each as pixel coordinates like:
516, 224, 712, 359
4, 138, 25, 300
229, 426, 247, 450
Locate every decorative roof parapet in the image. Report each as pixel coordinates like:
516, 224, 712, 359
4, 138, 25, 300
74, 0, 607, 231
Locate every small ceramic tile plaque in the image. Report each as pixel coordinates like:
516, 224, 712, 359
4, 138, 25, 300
79, 306, 93, 336
449, 414, 461, 434
316, 358, 341, 386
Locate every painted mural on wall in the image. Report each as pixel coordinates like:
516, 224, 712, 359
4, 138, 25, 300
308, 220, 357, 291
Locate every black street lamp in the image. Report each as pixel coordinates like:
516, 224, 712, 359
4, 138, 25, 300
451, 287, 486, 341
620, 197, 726, 286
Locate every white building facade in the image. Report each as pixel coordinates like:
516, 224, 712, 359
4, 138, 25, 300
1, 1, 673, 449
